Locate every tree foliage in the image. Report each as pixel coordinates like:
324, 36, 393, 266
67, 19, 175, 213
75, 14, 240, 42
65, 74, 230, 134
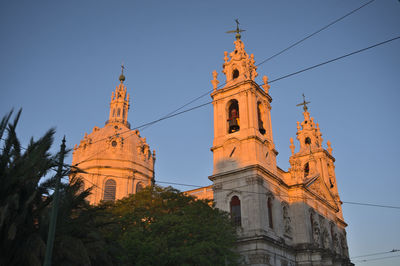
0, 110, 239, 265
103, 186, 239, 266
0, 110, 118, 266
0, 110, 56, 265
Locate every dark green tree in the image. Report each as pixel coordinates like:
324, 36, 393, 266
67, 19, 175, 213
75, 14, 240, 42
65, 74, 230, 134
104, 185, 240, 266
40, 175, 120, 266
0, 110, 56, 266
0, 110, 118, 266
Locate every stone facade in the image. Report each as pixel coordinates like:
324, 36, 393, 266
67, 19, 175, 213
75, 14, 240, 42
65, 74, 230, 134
71, 72, 155, 205
188, 35, 353, 265
71, 34, 352, 265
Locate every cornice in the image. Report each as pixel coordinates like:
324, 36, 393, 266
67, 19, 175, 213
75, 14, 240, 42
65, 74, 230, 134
210, 79, 272, 103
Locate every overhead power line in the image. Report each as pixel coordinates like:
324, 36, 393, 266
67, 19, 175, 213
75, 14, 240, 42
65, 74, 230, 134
140, 0, 376, 132
128, 35, 400, 130
353, 254, 400, 263
341, 201, 400, 210
351, 249, 400, 259
268, 35, 400, 83
256, 0, 375, 66
4, 34, 399, 169
71, 34, 400, 167
72, 171, 400, 210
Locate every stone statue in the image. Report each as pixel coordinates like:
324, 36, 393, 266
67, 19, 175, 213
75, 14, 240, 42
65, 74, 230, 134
144, 145, 150, 160
322, 229, 330, 249
249, 54, 258, 79
283, 205, 292, 235
262, 75, 270, 93
313, 221, 320, 246
333, 233, 340, 254
211, 70, 219, 91
289, 137, 295, 156
223, 51, 229, 64
327, 140, 333, 155
340, 234, 348, 255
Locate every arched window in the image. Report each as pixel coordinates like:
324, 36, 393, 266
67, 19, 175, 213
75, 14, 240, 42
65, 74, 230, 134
103, 179, 116, 201
257, 102, 266, 134
136, 182, 144, 193
304, 162, 310, 177
122, 109, 126, 120
232, 69, 239, 80
112, 108, 115, 117
117, 108, 121, 117
230, 196, 241, 226
227, 100, 240, 133
267, 197, 273, 229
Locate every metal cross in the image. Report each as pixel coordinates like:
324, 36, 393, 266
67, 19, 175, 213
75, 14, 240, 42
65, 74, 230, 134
296, 94, 311, 111
121, 63, 125, 75
226, 19, 246, 39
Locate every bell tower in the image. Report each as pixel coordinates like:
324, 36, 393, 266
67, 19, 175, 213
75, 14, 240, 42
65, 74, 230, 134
288, 95, 344, 219
210, 30, 277, 176
209, 21, 352, 265
208, 25, 351, 264
209, 24, 289, 263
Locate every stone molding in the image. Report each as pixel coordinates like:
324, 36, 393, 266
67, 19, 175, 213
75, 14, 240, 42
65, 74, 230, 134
245, 176, 264, 185
248, 254, 271, 265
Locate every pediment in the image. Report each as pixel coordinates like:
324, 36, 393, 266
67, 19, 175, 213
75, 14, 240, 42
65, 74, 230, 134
305, 174, 338, 209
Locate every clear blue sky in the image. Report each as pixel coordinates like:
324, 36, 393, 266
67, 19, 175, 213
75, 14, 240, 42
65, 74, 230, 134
1, 0, 399, 265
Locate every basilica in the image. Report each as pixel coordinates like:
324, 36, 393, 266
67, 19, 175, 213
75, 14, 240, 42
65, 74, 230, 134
71, 31, 352, 266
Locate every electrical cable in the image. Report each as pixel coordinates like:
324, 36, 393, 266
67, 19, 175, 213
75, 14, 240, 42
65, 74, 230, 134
353, 254, 400, 263
267, 35, 400, 84
71, 33, 400, 167
351, 249, 399, 259
255, 0, 375, 67
73, 171, 400, 210
140, 0, 376, 131
3, 36, 400, 209
4, 33, 400, 167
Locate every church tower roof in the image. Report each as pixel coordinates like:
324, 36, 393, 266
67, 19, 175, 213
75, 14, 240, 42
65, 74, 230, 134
221, 21, 258, 87
71, 66, 155, 205
209, 23, 277, 176
294, 94, 323, 155
288, 95, 341, 210
107, 65, 130, 128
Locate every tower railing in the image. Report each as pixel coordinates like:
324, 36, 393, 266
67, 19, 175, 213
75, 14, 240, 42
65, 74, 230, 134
105, 120, 131, 129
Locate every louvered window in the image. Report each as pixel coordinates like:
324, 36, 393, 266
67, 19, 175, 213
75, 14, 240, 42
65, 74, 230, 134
104, 179, 116, 201
230, 196, 241, 226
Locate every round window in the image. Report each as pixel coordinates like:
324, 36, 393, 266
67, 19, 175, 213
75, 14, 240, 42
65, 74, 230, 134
111, 141, 117, 147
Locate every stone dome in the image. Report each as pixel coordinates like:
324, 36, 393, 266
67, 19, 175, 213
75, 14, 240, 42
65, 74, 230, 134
71, 73, 155, 204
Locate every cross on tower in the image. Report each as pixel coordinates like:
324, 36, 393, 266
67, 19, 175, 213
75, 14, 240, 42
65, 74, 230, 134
226, 19, 246, 40
119, 63, 126, 82
296, 93, 311, 112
